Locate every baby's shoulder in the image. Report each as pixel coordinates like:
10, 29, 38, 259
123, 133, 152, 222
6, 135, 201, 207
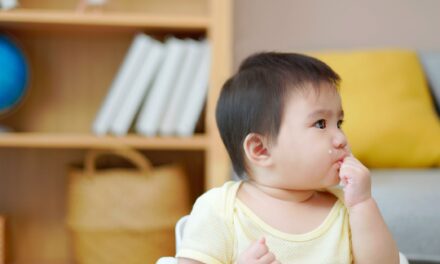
192, 180, 241, 213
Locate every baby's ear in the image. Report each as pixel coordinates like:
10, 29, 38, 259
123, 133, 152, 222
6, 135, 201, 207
243, 133, 273, 167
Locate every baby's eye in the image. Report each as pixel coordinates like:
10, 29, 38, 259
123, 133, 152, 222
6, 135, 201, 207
337, 119, 344, 129
314, 119, 326, 129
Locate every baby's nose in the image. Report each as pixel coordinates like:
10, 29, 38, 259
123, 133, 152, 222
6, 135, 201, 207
333, 132, 348, 149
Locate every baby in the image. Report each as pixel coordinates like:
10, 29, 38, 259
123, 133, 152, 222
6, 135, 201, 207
176, 52, 399, 263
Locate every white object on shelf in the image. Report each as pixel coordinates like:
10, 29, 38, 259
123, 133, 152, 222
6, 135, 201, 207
159, 39, 203, 136
92, 33, 150, 136
76, 0, 106, 12
136, 37, 187, 137
0, 0, 18, 10
110, 39, 165, 136
86, 0, 107, 5
176, 40, 211, 137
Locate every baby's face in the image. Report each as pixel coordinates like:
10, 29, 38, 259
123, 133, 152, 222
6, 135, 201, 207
268, 83, 350, 190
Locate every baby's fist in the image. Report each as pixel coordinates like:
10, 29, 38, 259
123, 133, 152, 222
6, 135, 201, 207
339, 153, 372, 208
237, 237, 280, 264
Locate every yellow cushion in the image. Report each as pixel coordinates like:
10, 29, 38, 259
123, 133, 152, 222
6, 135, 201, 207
312, 50, 440, 168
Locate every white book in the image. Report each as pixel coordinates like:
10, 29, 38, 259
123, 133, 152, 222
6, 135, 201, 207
159, 39, 203, 136
110, 39, 165, 136
92, 33, 150, 135
176, 40, 211, 137
135, 37, 188, 136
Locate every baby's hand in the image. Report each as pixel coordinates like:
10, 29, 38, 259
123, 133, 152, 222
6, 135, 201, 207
339, 153, 372, 208
237, 237, 280, 264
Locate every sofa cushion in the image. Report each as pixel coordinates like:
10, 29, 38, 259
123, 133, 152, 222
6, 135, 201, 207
313, 50, 440, 168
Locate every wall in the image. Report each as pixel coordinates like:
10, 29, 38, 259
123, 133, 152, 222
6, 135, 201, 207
233, 0, 440, 67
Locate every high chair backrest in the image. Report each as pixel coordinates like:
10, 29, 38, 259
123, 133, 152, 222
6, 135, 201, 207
155, 215, 189, 264
175, 215, 189, 251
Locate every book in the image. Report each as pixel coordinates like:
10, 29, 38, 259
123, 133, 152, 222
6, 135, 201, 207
135, 37, 188, 136
159, 39, 203, 136
92, 33, 150, 135
176, 40, 211, 137
110, 38, 165, 136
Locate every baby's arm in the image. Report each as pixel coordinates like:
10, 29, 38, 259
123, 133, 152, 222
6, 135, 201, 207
339, 154, 399, 264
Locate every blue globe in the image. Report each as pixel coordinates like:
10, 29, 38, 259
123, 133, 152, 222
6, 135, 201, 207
0, 35, 29, 115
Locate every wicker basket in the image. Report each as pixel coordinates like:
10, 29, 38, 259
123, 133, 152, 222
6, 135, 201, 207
67, 148, 190, 264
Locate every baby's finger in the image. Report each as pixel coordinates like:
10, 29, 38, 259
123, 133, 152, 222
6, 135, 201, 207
340, 162, 363, 173
258, 252, 276, 264
339, 175, 351, 187
339, 166, 358, 184
344, 156, 368, 171
342, 156, 358, 165
249, 238, 269, 258
339, 163, 357, 174
345, 155, 363, 165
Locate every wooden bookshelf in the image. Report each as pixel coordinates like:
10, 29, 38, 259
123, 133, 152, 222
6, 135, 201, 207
0, 133, 209, 150
0, 0, 232, 262
0, 215, 4, 264
0, 9, 209, 31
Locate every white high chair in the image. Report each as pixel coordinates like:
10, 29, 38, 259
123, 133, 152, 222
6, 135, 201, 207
156, 216, 188, 264
155, 215, 409, 264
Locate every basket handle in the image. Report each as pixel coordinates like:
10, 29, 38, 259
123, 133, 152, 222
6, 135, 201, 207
85, 148, 152, 176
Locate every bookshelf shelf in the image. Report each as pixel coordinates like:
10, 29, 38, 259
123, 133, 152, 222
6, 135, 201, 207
0, 9, 209, 31
0, 133, 209, 150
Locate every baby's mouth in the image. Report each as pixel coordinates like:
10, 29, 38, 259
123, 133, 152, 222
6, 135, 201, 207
335, 159, 344, 172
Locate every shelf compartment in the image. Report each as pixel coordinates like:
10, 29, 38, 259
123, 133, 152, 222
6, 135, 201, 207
0, 9, 209, 31
0, 30, 207, 135
0, 133, 209, 150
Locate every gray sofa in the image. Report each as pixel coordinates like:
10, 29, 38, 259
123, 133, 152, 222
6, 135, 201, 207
372, 169, 440, 263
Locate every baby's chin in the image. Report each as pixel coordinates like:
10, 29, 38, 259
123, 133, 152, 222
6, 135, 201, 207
323, 169, 341, 188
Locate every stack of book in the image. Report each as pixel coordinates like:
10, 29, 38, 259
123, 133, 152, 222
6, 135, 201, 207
92, 33, 211, 137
